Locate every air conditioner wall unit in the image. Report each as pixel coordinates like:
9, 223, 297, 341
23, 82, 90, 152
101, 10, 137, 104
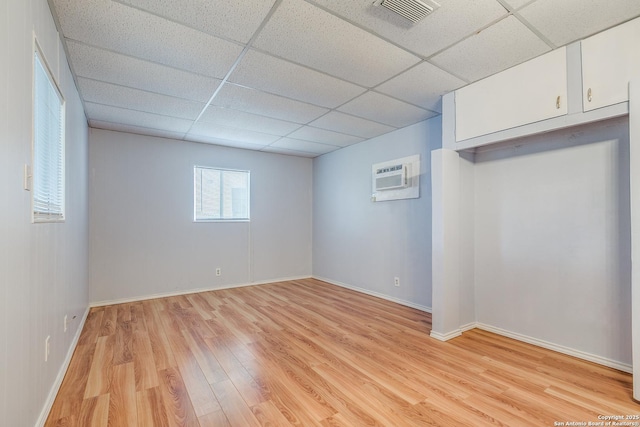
371, 155, 420, 202
374, 163, 410, 191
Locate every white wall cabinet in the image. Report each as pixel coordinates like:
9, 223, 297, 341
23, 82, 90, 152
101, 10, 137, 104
582, 17, 640, 112
455, 47, 567, 142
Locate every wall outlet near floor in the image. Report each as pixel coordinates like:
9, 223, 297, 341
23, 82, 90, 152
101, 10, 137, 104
216, 267, 221, 276
394, 277, 400, 287
64, 315, 68, 332
45, 336, 50, 362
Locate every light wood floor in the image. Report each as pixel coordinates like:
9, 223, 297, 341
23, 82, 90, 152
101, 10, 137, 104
46, 278, 639, 426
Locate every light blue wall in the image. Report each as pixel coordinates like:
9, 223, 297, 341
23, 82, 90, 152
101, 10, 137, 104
89, 129, 313, 303
473, 116, 631, 365
1, 0, 89, 425
312, 118, 441, 310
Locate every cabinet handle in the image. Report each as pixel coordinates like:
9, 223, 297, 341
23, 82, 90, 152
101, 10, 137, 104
556, 96, 561, 109
587, 88, 592, 102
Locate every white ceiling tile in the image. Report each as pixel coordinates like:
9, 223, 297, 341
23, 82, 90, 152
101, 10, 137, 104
67, 41, 221, 103
85, 102, 193, 133
188, 122, 281, 146
52, 0, 243, 78
309, 111, 396, 139
286, 126, 365, 147
261, 146, 320, 158
308, 0, 509, 57
501, 0, 534, 10
116, 0, 277, 44
519, 0, 640, 46
199, 107, 302, 136
253, 0, 421, 87
53, 0, 637, 159
78, 78, 205, 120
376, 62, 466, 113
89, 120, 186, 140
270, 138, 339, 155
211, 84, 329, 124
229, 49, 366, 108
338, 91, 438, 128
430, 15, 551, 82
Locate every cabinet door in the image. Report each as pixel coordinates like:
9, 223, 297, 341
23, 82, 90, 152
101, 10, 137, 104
582, 17, 640, 112
455, 47, 567, 142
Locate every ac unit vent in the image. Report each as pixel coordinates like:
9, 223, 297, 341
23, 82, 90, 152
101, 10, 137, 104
375, 164, 409, 191
379, 0, 436, 23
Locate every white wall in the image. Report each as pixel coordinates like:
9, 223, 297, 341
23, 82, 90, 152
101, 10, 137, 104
430, 148, 462, 338
1, 0, 89, 425
630, 80, 640, 398
312, 119, 441, 311
458, 152, 476, 328
474, 116, 631, 366
89, 129, 312, 303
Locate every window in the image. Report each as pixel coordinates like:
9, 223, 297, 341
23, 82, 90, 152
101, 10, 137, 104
33, 47, 65, 222
194, 166, 250, 221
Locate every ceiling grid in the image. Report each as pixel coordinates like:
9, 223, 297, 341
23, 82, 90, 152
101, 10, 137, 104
48, 0, 640, 157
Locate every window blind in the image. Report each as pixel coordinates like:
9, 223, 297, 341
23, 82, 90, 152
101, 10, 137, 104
33, 50, 65, 222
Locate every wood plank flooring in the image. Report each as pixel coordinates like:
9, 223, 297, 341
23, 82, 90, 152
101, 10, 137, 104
46, 278, 639, 426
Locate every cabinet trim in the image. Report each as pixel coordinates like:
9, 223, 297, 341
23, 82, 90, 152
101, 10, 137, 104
444, 101, 628, 151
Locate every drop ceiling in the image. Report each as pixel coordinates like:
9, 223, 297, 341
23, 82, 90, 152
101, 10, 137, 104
49, 0, 640, 157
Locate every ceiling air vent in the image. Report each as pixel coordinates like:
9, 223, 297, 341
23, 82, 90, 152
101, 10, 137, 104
379, 0, 437, 23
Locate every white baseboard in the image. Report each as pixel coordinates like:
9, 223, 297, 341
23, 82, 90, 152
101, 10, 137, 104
90, 275, 312, 307
472, 322, 632, 373
459, 322, 477, 333
35, 306, 90, 427
430, 329, 462, 341
312, 276, 432, 313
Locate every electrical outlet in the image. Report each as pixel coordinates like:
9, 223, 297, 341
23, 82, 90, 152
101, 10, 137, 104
45, 336, 50, 362
216, 267, 221, 276
394, 277, 400, 287
64, 315, 68, 332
